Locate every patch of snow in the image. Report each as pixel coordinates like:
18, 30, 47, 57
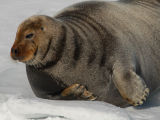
0, 94, 131, 120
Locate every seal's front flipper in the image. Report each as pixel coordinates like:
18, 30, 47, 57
61, 84, 97, 100
113, 65, 149, 106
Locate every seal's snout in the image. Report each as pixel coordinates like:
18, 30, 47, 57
11, 42, 37, 62
10, 45, 22, 60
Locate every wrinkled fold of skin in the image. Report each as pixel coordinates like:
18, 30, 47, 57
11, 0, 160, 107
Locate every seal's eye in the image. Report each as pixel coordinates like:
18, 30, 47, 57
41, 27, 44, 31
26, 33, 34, 39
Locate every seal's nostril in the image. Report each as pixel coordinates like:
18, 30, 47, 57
11, 48, 19, 55
14, 49, 18, 55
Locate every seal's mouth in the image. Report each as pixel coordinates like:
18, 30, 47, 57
10, 43, 38, 63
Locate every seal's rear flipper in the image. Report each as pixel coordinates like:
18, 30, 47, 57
113, 64, 149, 106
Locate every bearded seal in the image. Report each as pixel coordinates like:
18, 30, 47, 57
10, 0, 160, 107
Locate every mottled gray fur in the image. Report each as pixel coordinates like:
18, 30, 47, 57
26, 0, 160, 107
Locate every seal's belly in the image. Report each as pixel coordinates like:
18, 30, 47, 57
26, 65, 66, 98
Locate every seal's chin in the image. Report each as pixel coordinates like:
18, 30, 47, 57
19, 55, 34, 62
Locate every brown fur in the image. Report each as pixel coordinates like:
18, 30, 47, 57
11, 0, 160, 107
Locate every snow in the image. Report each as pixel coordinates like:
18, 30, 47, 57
0, 0, 160, 120
0, 94, 131, 120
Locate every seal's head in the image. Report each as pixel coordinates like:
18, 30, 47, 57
10, 15, 63, 66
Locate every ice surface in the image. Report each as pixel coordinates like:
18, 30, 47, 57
0, 0, 160, 120
0, 94, 132, 120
